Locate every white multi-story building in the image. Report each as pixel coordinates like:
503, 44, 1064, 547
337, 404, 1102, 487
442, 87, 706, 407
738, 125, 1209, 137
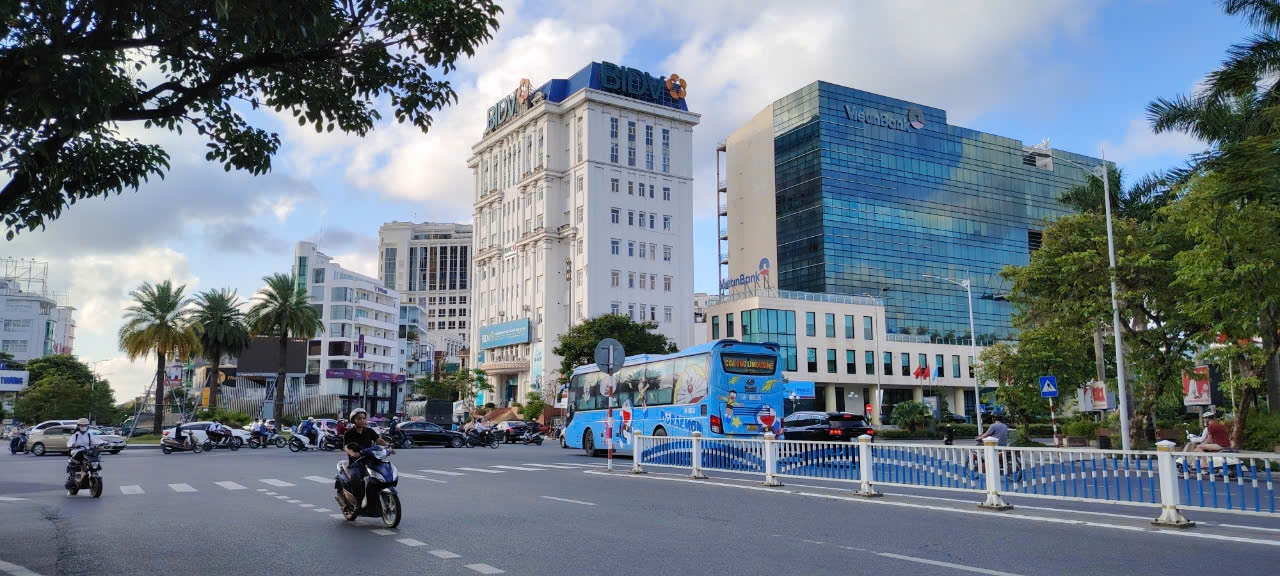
294, 242, 405, 417
377, 221, 473, 347
0, 259, 74, 362
468, 62, 699, 407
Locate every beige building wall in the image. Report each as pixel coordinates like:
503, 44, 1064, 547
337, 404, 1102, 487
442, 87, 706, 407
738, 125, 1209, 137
724, 105, 778, 286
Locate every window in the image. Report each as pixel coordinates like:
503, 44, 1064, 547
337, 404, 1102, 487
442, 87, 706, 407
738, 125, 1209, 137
628, 181, 634, 195
863, 316, 873, 340
968, 355, 975, 378
628, 120, 636, 142
936, 354, 945, 378
825, 313, 836, 338
611, 270, 620, 287
661, 128, 670, 173
664, 306, 673, 323
312, 268, 325, 284
645, 124, 653, 146
663, 246, 672, 262
628, 210, 635, 226
663, 276, 672, 292
611, 208, 620, 224
649, 273, 656, 290
650, 306, 657, 322
611, 302, 620, 315
575, 207, 583, 223
627, 241, 635, 257
663, 187, 671, 201
844, 315, 854, 339
865, 351, 875, 375
610, 239, 620, 255
639, 243, 647, 259
918, 354, 928, 375
577, 238, 584, 254
610, 117, 618, 139
826, 349, 837, 373
663, 215, 671, 230
648, 184, 655, 198
382, 247, 397, 289
611, 178, 619, 193
646, 150, 654, 170
610, 143, 618, 163
805, 312, 816, 337
638, 211, 645, 226
638, 274, 646, 289
628, 304, 635, 320
901, 353, 910, 376
726, 313, 735, 337
712, 316, 720, 339
649, 243, 656, 260
627, 272, 636, 288
649, 214, 655, 229
952, 355, 961, 378
846, 350, 856, 374
884, 352, 893, 377
807, 348, 818, 373
628, 145, 636, 167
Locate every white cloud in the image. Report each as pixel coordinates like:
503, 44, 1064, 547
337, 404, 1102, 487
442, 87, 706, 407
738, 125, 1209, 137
66, 248, 200, 337
1100, 117, 1205, 166
271, 196, 299, 222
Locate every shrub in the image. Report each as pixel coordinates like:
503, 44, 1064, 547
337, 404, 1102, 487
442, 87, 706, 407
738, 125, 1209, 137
1063, 419, 1097, 438
484, 402, 496, 409
1243, 410, 1280, 452
1027, 424, 1057, 437
193, 408, 252, 426
875, 429, 937, 440
938, 423, 978, 438
889, 401, 933, 431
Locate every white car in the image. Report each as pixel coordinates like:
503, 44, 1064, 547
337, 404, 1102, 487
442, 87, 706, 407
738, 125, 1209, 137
162, 421, 251, 447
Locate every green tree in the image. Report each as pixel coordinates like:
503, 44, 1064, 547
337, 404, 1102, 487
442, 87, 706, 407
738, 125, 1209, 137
24, 353, 94, 384
412, 374, 457, 401
418, 368, 492, 408
246, 273, 322, 422
0, 350, 21, 370
0, 0, 503, 238
551, 314, 678, 385
118, 280, 198, 434
889, 401, 932, 432
13, 372, 116, 424
192, 288, 250, 409
977, 327, 1093, 435
521, 390, 548, 422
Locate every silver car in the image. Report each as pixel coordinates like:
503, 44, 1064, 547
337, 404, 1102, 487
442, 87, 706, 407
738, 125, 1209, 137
26, 424, 127, 456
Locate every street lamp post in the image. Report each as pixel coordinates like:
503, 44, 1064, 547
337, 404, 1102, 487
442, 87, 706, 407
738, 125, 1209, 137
88, 360, 110, 425
922, 274, 983, 434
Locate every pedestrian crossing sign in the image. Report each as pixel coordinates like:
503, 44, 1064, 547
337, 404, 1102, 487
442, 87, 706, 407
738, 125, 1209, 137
1039, 375, 1058, 398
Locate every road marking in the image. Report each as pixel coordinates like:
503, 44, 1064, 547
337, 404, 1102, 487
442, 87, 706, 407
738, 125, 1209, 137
491, 465, 541, 472
274, 495, 290, 500
299, 503, 314, 508
256, 488, 267, 492
313, 508, 331, 513
399, 472, 447, 484
214, 481, 247, 490
0, 496, 30, 501
119, 485, 144, 495
876, 552, 1023, 576
329, 514, 346, 519
429, 550, 460, 559
457, 467, 503, 474
465, 563, 505, 574
285, 499, 301, 504
264, 491, 278, 496
0, 557, 44, 576
168, 483, 197, 493
370, 529, 396, 536
397, 538, 426, 547
302, 475, 330, 483
259, 478, 295, 487
540, 496, 596, 506
420, 469, 465, 476
523, 463, 576, 469
555, 462, 605, 468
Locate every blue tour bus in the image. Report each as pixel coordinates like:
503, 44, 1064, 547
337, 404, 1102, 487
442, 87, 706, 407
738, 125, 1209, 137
564, 339, 789, 456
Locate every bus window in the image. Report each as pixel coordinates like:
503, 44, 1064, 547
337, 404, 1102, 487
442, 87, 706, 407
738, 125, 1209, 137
644, 360, 674, 406
577, 372, 601, 411
616, 365, 642, 406
673, 354, 710, 405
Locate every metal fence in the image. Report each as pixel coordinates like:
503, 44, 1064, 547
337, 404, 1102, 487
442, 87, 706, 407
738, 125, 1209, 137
630, 434, 1279, 525
208, 378, 340, 419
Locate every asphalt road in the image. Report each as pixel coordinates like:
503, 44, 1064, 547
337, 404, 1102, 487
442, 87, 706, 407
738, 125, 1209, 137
2, 442, 1278, 576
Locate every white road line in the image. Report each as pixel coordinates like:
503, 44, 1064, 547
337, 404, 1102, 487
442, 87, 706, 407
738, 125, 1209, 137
555, 462, 604, 468
0, 496, 29, 501
397, 538, 426, 547
491, 465, 541, 472
264, 491, 278, 496
119, 485, 144, 495
259, 478, 295, 487
523, 463, 577, 469
540, 496, 596, 506
0, 557, 44, 576
465, 563, 505, 574
876, 552, 1023, 576
429, 550, 461, 559
313, 508, 331, 513
285, 499, 301, 504
214, 481, 247, 490
298, 504, 314, 508
370, 529, 396, 536
329, 514, 346, 519
256, 488, 267, 492
457, 467, 503, 474
398, 473, 447, 484
168, 483, 197, 493
302, 476, 330, 483
274, 495, 290, 500
420, 469, 465, 476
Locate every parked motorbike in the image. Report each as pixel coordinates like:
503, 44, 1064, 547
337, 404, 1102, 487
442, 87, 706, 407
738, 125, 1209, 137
9, 430, 27, 454
161, 432, 204, 454
334, 445, 401, 528
465, 429, 501, 449
248, 429, 286, 449
288, 427, 334, 452
519, 429, 545, 446
65, 444, 105, 497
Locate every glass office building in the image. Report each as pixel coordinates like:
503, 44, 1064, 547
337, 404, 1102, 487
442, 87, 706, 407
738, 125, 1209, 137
722, 81, 1102, 344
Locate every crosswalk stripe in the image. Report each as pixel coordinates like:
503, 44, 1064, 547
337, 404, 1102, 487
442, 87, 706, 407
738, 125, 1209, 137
299, 504, 314, 508
491, 465, 541, 472
429, 550, 461, 559
256, 488, 267, 492
259, 478, 295, 487
313, 508, 331, 513
397, 538, 426, 547
523, 463, 576, 469
302, 476, 331, 483
285, 499, 301, 504
214, 481, 247, 490
419, 469, 465, 476
169, 483, 197, 493
329, 514, 346, 519
465, 563, 505, 574
371, 529, 396, 536
555, 462, 605, 468
119, 485, 144, 495
457, 467, 503, 474
264, 491, 278, 496
0, 496, 29, 501
399, 473, 446, 484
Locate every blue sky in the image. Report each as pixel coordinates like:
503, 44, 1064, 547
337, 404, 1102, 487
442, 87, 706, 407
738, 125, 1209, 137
5, 0, 1249, 401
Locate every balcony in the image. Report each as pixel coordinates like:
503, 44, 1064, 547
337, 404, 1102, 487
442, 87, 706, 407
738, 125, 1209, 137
718, 201, 728, 216
478, 358, 530, 374
717, 179, 727, 192
718, 227, 728, 240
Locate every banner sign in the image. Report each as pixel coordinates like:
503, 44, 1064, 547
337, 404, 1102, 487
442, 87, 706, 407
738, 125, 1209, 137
325, 369, 405, 383
1182, 366, 1211, 407
479, 318, 530, 350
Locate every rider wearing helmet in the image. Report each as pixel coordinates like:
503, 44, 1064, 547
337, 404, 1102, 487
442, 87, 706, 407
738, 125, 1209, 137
341, 408, 390, 507
301, 416, 318, 446
66, 418, 94, 484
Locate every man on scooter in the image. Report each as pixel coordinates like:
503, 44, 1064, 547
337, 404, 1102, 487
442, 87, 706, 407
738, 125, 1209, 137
341, 408, 392, 507
65, 418, 94, 488
300, 417, 317, 447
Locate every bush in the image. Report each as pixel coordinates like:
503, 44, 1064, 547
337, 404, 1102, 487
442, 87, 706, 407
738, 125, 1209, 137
484, 402, 496, 409
193, 408, 252, 426
1010, 429, 1047, 447
1243, 410, 1280, 452
889, 401, 933, 431
939, 423, 978, 438
1027, 424, 1056, 437
1063, 419, 1097, 438
875, 429, 937, 440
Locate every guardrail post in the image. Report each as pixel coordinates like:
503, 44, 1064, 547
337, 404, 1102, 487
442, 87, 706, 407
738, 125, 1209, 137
690, 431, 706, 479
1152, 440, 1194, 528
856, 434, 881, 497
978, 438, 1012, 510
762, 432, 781, 486
630, 435, 646, 474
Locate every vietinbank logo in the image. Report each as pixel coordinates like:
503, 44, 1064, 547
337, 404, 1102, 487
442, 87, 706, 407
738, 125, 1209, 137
721, 258, 771, 291
844, 104, 925, 131
758, 258, 770, 279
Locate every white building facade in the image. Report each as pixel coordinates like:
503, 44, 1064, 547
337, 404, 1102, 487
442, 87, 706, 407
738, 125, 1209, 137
377, 221, 473, 347
0, 258, 75, 362
294, 242, 406, 417
469, 62, 699, 407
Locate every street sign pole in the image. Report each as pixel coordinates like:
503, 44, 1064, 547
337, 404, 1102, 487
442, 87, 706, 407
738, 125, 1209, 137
607, 345, 614, 472
1049, 397, 1061, 448
594, 338, 626, 473
1039, 375, 1060, 447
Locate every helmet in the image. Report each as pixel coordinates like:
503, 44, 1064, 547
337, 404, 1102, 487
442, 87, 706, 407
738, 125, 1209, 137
307, 416, 315, 422
349, 408, 367, 420
76, 418, 89, 427
1204, 411, 1218, 419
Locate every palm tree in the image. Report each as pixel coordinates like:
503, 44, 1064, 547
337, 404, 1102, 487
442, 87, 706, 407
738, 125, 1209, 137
193, 288, 251, 410
118, 281, 199, 435
246, 273, 323, 423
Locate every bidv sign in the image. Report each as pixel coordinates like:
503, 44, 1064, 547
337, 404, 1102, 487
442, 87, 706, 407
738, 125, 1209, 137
721, 258, 772, 291
844, 104, 925, 132
486, 78, 536, 134
598, 61, 687, 105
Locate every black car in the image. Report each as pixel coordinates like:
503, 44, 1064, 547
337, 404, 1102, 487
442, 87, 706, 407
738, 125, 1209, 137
397, 421, 467, 448
781, 412, 874, 442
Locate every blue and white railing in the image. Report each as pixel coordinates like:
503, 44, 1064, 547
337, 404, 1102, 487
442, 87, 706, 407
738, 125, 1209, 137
631, 435, 1279, 526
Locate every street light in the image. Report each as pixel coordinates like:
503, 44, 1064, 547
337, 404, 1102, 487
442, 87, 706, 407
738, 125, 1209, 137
88, 359, 111, 425
921, 274, 983, 434
1030, 144, 1132, 452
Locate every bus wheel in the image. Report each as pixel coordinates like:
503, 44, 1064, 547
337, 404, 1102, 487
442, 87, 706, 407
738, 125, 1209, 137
652, 426, 668, 437
583, 430, 599, 457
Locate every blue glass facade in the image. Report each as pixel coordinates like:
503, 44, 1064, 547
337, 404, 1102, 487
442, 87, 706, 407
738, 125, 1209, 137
772, 82, 1100, 343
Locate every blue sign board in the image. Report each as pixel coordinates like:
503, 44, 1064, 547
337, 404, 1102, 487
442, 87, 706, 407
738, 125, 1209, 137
479, 318, 531, 350
1039, 375, 1058, 398
784, 380, 816, 400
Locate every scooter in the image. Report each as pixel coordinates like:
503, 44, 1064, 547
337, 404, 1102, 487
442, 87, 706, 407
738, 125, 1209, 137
520, 429, 545, 445
1176, 435, 1248, 479
288, 427, 334, 452
465, 429, 501, 449
248, 429, 286, 449
161, 432, 204, 454
9, 430, 27, 454
334, 445, 401, 528
205, 433, 242, 451
65, 443, 105, 497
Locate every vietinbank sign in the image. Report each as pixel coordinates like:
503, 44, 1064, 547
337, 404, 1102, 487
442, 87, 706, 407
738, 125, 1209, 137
844, 104, 925, 132
721, 258, 771, 291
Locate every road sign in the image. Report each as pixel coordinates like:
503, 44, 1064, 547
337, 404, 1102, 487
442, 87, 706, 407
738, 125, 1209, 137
594, 338, 625, 375
1039, 375, 1058, 398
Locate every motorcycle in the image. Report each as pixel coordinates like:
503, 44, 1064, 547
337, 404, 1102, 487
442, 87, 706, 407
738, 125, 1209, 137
205, 432, 242, 451
161, 432, 204, 454
519, 429, 545, 446
9, 430, 27, 454
288, 427, 334, 452
248, 429, 286, 449
465, 429, 501, 449
1176, 446, 1248, 479
334, 445, 401, 528
65, 443, 105, 497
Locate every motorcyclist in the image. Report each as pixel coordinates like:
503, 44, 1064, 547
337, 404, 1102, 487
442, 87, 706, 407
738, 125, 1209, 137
207, 420, 228, 446
341, 408, 391, 507
468, 417, 490, 443
9, 424, 26, 453
336, 419, 349, 436
250, 419, 266, 442
977, 414, 1010, 446
300, 417, 317, 446
172, 419, 191, 447
66, 418, 94, 487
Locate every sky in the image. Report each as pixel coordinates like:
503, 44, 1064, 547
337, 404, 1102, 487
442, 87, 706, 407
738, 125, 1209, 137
2, 0, 1249, 404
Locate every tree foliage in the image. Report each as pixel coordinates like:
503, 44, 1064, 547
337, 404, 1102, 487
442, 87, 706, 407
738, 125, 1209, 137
118, 280, 198, 434
246, 273, 322, 421
12, 357, 118, 425
412, 368, 491, 407
888, 400, 932, 432
192, 288, 250, 409
0, 0, 503, 238
551, 314, 678, 385
521, 390, 548, 422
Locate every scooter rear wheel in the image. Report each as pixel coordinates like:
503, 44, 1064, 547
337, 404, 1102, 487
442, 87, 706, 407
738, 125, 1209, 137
288, 439, 301, 452
162, 445, 173, 455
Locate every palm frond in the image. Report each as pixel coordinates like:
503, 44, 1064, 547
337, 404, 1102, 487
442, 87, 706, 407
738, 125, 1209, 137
1222, 0, 1280, 34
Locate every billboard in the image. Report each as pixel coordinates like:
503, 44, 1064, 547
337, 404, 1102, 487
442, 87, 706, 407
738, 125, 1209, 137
479, 318, 530, 350
0, 370, 29, 392
1182, 366, 1211, 407
1077, 380, 1114, 411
